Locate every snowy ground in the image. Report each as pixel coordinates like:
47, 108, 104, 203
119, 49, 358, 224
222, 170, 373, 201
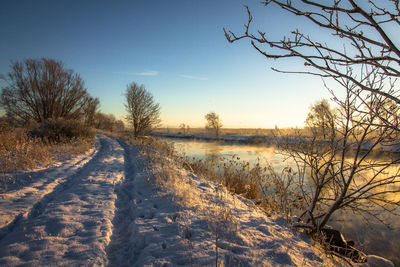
0, 134, 393, 266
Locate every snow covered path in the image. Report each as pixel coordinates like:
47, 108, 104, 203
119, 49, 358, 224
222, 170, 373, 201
0, 143, 98, 231
0, 135, 125, 266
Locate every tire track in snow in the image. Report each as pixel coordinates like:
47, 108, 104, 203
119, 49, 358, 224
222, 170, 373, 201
0, 139, 100, 240
106, 139, 140, 266
0, 135, 125, 266
106, 139, 186, 266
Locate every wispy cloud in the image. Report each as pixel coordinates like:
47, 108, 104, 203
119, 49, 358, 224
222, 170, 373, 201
180, 74, 209, 81
113, 70, 159, 76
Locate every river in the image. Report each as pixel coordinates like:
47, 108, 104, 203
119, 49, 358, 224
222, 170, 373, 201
162, 137, 400, 265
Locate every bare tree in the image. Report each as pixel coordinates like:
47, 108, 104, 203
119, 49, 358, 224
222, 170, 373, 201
94, 113, 116, 131
205, 111, 223, 137
0, 58, 91, 123
179, 123, 190, 134
305, 99, 336, 140
93, 112, 125, 132
179, 123, 187, 133
83, 96, 100, 127
224, 1, 400, 234
224, 1, 400, 129
280, 83, 400, 233
125, 82, 161, 137
113, 120, 125, 131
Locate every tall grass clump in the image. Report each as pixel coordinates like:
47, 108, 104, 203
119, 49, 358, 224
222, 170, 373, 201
1, 119, 95, 191
187, 155, 302, 217
0, 128, 50, 172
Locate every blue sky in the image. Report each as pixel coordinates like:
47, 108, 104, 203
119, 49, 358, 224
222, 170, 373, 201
0, 0, 332, 128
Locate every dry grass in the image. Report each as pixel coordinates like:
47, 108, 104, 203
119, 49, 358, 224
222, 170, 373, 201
188, 156, 262, 200
187, 155, 304, 217
0, 129, 51, 172
0, 128, 94, 192
0, 128, 94, 172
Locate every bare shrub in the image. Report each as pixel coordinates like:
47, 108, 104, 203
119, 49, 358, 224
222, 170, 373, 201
225, 5, 400, 263
30, 118, 94, 142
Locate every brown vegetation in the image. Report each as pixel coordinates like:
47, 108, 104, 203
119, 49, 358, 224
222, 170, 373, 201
0, 123, 94, 173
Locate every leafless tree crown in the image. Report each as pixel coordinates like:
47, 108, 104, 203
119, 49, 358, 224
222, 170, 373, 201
224, 0, 400, 105
205, 111, 223, 137
305, 99, 336, 140
125, 82, 161, 137
0, 58, 93, 124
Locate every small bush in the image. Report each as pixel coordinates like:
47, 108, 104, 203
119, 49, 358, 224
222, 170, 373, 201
31, 118, 94, 142
0, 116, 13, 132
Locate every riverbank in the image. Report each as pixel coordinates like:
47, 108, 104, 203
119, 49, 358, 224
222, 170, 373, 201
152, 131, 400, 153
136, 136, 346, 266
152, 131, 283, 144
137, 136, 395, 266
153, 136, 399, 266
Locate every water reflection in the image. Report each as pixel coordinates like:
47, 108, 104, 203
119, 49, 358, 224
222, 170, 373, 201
166, 137, 400, 266
175, 140, 288, 171
332, 210, 400, 265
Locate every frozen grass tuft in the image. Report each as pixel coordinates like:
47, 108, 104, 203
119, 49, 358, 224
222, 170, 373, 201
0, 127, 94, 191
0, 129, 50, 172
